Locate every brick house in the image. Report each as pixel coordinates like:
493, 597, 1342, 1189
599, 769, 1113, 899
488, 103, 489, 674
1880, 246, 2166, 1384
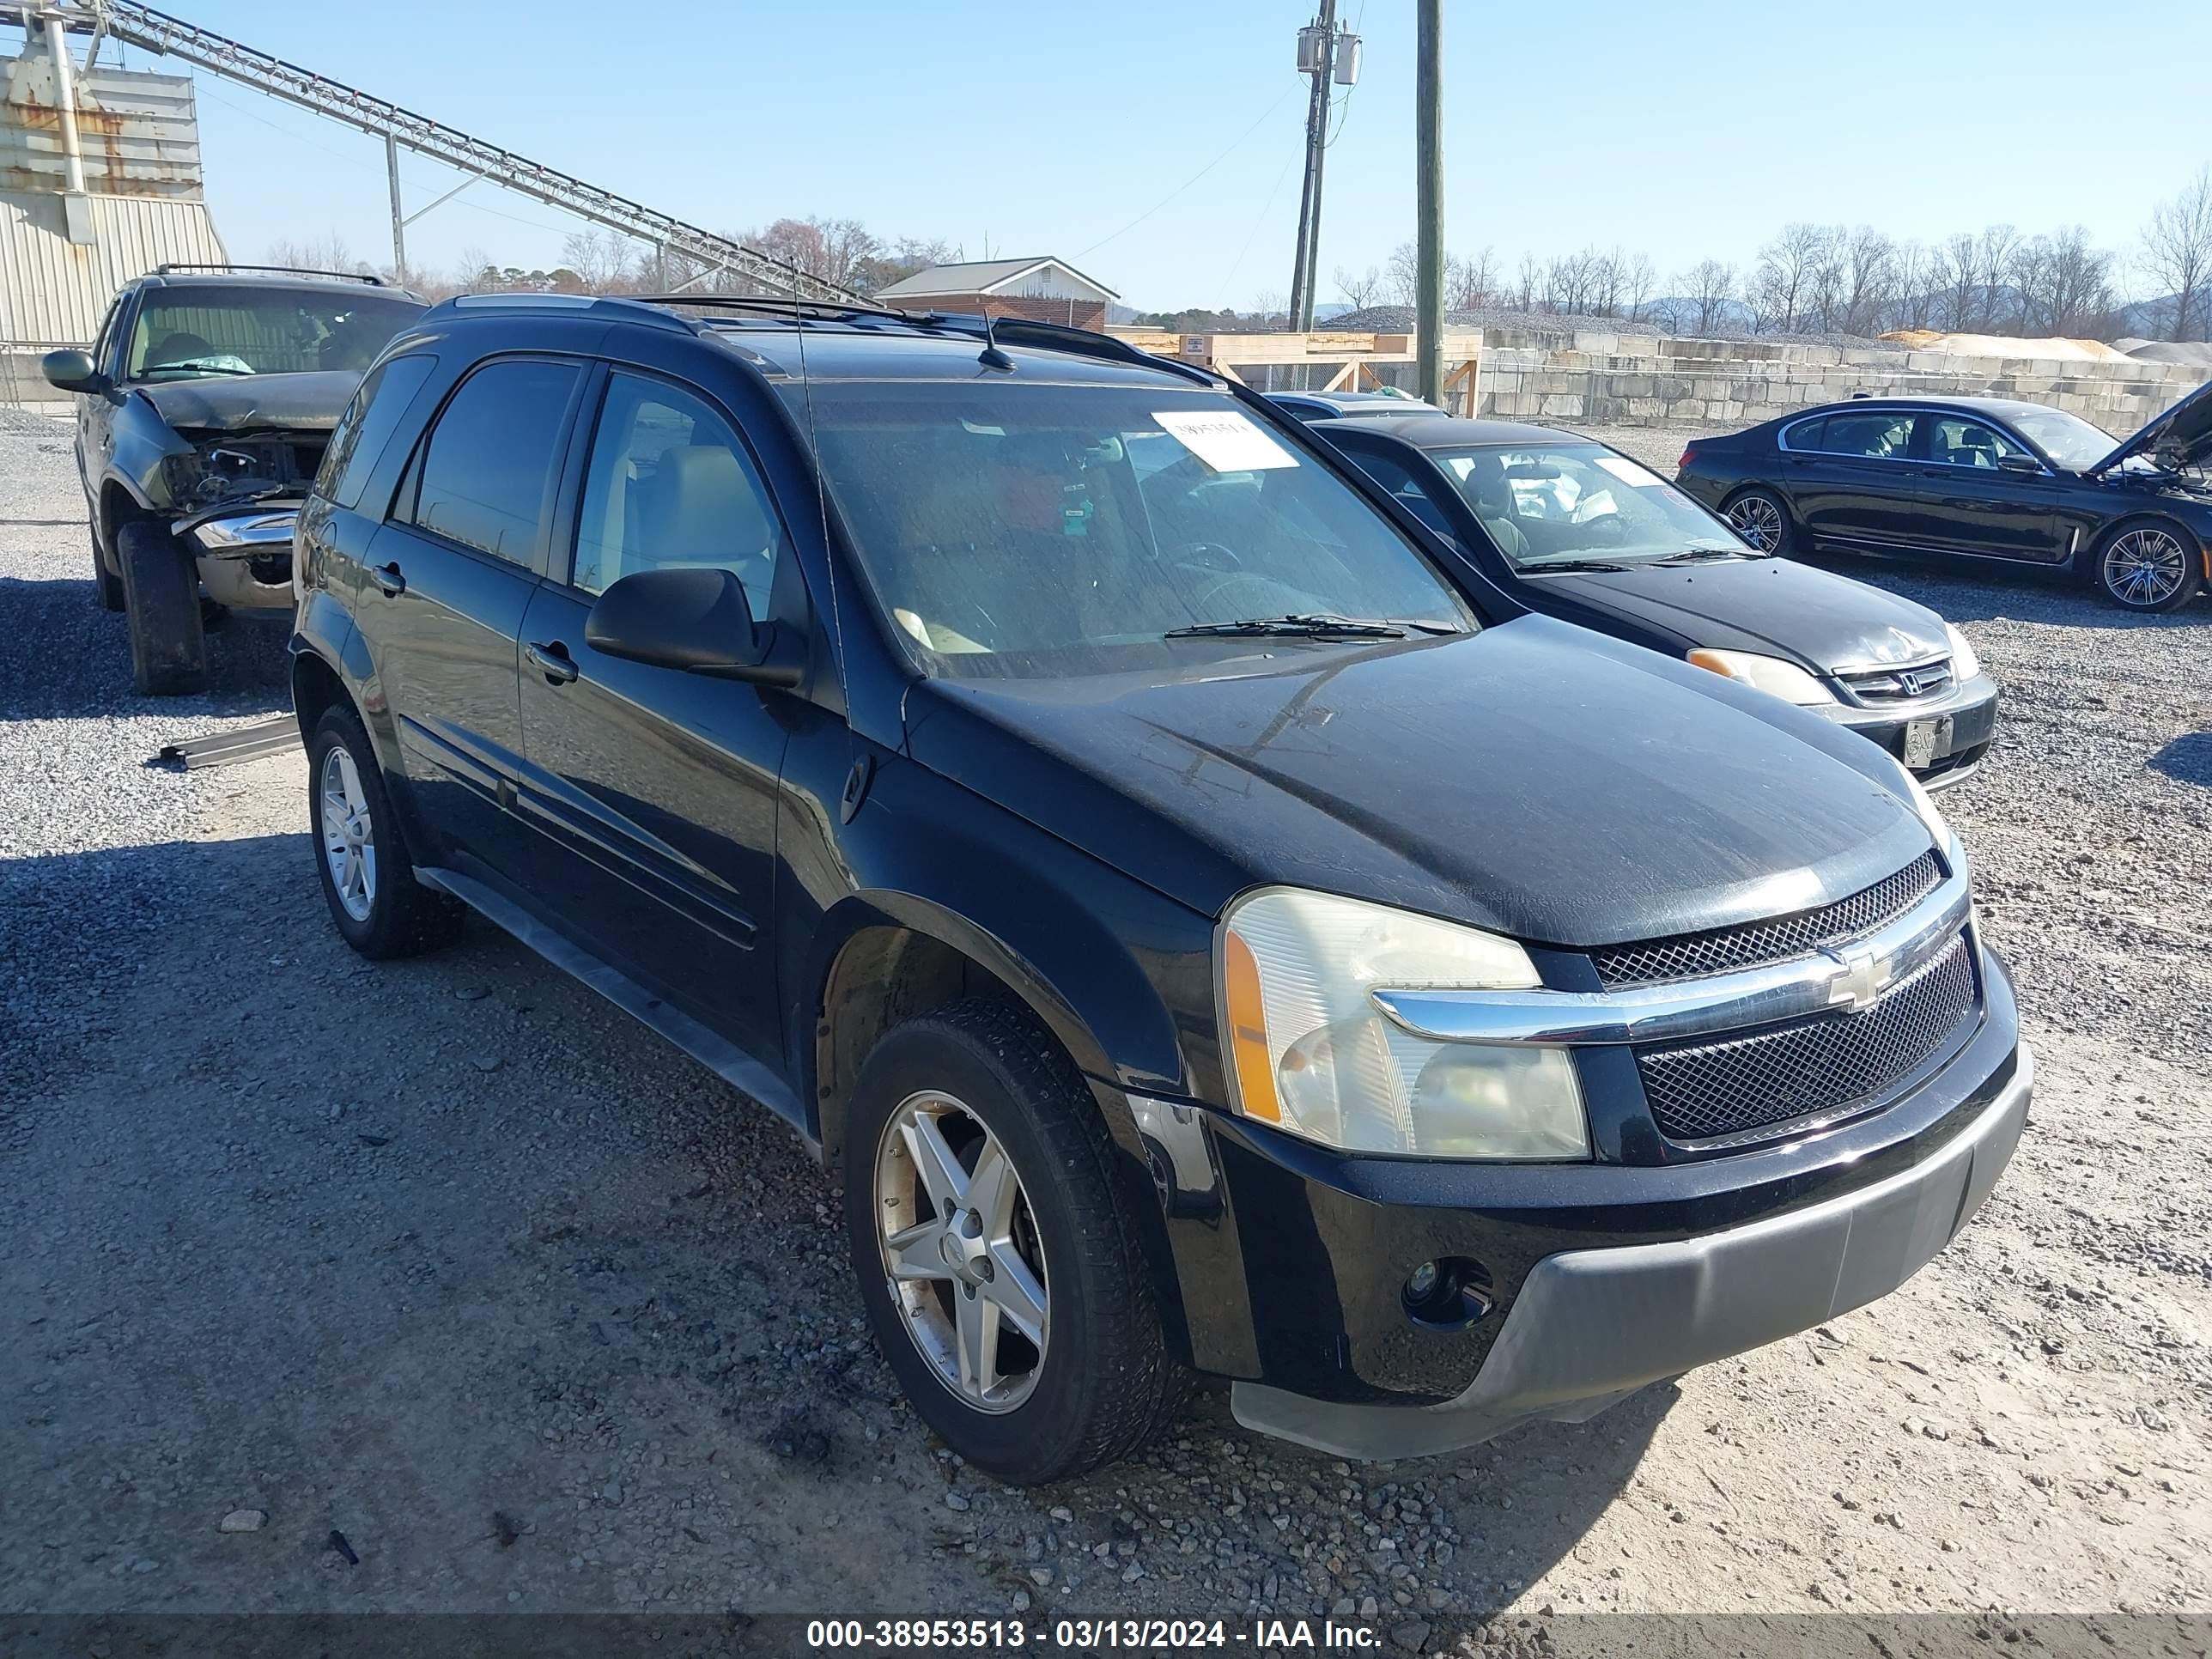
872, 257, 1118, 332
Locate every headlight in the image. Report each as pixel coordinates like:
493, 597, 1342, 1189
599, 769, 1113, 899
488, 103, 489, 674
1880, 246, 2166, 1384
1686, 648, 1837, 706
1943, 623, 1981, 681
1218, 888, 1589, 1159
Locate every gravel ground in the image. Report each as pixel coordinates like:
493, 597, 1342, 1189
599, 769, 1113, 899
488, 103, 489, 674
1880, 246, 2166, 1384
0, 414, 2205, 1650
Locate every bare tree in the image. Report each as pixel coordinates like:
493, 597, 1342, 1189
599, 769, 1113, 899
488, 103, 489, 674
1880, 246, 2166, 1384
1750, 222, 1828, 334
1447, 246, 1498, 312
1620, 252, 1656, 323
561, 228, 641, 292
1679, 260, 1737, 335
1384, 241, 1420, 307
265, 234, 374, 279
1334, 264, 1386, 309
1976, 224, 2022, 331
1513, 252, 1542, 313
1832, 225, 1897, 337
1935, 232, 1980, 331
2012, 226, 2116, 336
2142, 165, 2212, 342
1886, 240, 1934, 332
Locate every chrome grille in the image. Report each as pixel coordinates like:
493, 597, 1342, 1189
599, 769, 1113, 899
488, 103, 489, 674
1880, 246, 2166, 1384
1840, 657, 1955, 702
1635, 933, 1977, 1144
1590, 851, 1945, 988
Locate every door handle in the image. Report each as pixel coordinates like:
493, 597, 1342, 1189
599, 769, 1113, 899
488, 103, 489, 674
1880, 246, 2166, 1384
369, 562, 406, 597
526, 641, 580, 685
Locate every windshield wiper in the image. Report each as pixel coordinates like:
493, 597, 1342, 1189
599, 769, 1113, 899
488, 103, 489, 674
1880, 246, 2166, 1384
1164, 613, 1412, 640
1520, 559, 1633, 574
1651, 547, 1757, 564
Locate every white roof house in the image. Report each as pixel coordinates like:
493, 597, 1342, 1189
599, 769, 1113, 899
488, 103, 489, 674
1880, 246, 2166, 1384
874, 257, 1118, 306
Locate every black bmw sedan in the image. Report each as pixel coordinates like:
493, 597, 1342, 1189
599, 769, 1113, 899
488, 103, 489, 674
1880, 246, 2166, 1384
1313, 414, 2000, 787
1674, 382, 2212, 612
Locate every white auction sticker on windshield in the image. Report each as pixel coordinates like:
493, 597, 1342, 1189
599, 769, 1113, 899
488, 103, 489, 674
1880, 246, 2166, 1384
1594, 454, 1665, 487
1153, 409, 1300, 471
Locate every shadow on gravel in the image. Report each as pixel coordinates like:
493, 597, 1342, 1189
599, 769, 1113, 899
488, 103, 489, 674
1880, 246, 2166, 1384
0, 575, 290, 720
2151, 732, 2212, 788
1795, 550, 2212, 630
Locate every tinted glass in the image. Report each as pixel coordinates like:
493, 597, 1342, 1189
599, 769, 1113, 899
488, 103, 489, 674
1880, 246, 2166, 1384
1925, 416, 2027, 469
406, 359, 580, 565
1341, 449, 1459, 539
319, 355, 436, 511
573, 374, 780, 617
1780, 416, 1825, 452
1815, 411, 1916, 459
799, 382, 1473, 680
1432, 443, 1741, 568
125, 286, 425, 380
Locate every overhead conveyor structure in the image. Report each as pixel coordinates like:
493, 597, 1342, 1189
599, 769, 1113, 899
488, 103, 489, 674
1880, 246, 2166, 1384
19, 0, 863, 302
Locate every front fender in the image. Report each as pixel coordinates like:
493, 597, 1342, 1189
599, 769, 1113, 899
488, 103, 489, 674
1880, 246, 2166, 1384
107, 392, 195, 515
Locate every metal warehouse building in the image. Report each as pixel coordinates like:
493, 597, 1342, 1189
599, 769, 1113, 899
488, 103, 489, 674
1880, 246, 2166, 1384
3, 15, 224, 400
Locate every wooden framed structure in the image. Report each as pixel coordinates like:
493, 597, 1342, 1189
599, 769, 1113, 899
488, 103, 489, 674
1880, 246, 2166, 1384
1107, 327, 1483, 414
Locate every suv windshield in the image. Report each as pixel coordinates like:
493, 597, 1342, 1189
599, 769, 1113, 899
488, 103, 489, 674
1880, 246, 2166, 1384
127, 286, 426, 382
1434, 442, 1744, 568
799, 383, 1474, 679
2000, 405, 2114, 471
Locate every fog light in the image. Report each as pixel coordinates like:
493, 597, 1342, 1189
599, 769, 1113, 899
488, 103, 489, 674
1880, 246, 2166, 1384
1401, 1256, 1494, 1329
1405, 1261, 1441, 1302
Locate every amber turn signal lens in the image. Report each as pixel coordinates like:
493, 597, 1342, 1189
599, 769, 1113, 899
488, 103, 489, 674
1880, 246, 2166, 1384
1221, 930, 1281, 1123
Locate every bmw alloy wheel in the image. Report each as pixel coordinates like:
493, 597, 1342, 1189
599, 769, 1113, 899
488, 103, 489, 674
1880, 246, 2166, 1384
2101, 526, 2190, 608
874, 1089, 1050, 1413
1725, 494, 1785, 552
319, 744, 378, 922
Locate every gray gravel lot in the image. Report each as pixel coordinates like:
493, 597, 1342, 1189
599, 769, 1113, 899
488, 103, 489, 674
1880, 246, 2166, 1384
0, 413, 2204, 1646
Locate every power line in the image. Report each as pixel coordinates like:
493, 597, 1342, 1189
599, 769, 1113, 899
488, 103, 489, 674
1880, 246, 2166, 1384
1073, 86, 1294, 259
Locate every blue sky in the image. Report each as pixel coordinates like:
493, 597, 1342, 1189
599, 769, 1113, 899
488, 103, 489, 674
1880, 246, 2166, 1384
48, 0, 2212, 309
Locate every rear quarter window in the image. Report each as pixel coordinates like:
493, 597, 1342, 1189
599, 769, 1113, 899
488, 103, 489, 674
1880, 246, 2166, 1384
317, 355, 437, 511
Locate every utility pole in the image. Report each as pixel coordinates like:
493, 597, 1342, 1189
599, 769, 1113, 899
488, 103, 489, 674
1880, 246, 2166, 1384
1415, 0, 1443, 404
386, 133, 406, 283
1285, 0, 1337, 332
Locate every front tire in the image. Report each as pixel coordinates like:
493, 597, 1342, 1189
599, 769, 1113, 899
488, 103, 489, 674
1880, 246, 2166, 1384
2093, 520, 2201, 612
116, 520, 204, 696
1722, 486, 1794, 556
307, 705, 465, 959
843, 1000, 1188, 1485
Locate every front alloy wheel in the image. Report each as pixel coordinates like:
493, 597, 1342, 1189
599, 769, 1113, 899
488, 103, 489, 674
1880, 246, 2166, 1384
2097, 524, 2201, 612
1723, 489, 1789, 554
875, 1090, 1049, 1413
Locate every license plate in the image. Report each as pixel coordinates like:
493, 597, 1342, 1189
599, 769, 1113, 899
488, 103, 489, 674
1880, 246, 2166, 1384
1904, 718, 1947, 769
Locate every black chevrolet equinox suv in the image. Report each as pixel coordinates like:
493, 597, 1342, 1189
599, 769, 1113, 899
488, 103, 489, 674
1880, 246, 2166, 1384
289, 294, 2031, 1485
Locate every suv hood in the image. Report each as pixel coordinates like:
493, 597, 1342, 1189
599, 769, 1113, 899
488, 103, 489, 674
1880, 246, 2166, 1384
904, 614, 1934, 948
136, 369, 362, 434
1528, 556, 1950, 675
2089, 375, 2212, 476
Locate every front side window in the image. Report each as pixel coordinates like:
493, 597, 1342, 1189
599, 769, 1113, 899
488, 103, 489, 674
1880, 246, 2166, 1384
796, 383, 1474, 679
571, 374, 781, 618
1999, 405, 2115, 471
402, 358, 580, 566
1926, 416, 2028, 470
1430, 443, 1741, 568
1814, 411, 1917, 459
125, 286, 425, 381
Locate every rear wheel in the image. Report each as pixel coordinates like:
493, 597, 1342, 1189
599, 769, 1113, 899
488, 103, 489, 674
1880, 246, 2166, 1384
307, 705, 465, 958
843, 1000, 1188, 1485
116, 520, 205, 696
2094, 520, 2201, 612
90, 526, 124, 611
1722, 487, 1794, 555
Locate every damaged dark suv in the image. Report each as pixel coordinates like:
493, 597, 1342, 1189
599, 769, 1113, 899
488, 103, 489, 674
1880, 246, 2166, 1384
44, 265, 426, 694
292, 295, 2031, 1486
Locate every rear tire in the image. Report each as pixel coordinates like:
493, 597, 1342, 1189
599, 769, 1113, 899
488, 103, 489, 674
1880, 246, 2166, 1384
1722, 486, 1795, 556
307, 704, 465, 959
2092, 520, 2201, 613
116, 520, 205, 696
843, 999, 1189, 1485
91, 526, 124, 611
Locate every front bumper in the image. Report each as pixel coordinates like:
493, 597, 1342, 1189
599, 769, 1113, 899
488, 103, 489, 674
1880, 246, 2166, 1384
1231, 1042, 2029, 1459
1822, 672, 1999, 788
183, 503, 298, 617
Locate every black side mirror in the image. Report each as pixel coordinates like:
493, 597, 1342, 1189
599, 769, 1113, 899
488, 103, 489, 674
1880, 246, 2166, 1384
41, 349, 107, 395
583, 566, 799, 687
1996, 453, 2042, 475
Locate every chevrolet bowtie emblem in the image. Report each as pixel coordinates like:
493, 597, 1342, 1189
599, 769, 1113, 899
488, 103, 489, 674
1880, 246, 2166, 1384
1821, 939, 1891, 1014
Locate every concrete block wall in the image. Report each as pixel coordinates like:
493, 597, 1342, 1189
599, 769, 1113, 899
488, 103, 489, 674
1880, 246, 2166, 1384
1472, 327, 2207, 432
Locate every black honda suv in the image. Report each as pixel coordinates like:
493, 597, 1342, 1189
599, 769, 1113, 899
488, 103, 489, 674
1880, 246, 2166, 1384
289, 294, 2030, 1485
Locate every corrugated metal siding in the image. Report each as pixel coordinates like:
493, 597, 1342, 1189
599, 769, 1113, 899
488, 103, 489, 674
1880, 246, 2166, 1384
0, 191, 227, 347
3, 58, 205, 199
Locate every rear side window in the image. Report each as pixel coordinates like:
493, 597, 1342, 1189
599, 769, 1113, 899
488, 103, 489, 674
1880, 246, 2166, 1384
1780, 416, 1825, 452
399, 358, 580, 565
318, 355, 436, 510
1813, 411, 1916, 459
1925, 416, 2027, 469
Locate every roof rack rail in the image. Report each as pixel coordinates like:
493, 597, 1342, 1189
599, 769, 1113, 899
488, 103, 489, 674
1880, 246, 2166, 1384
623, 293, 963, 331
983, 317, 1217, 387
155, 263, 390, 286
